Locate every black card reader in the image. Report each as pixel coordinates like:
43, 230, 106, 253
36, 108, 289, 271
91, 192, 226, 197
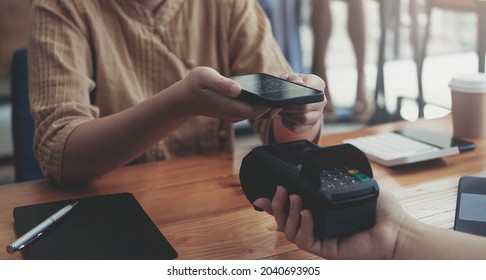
239, 140, 379, 238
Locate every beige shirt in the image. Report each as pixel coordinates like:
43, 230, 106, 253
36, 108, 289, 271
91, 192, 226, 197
28, 0, 291, 183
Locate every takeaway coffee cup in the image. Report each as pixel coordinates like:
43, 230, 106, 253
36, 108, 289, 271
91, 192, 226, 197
449, 73, 486, 138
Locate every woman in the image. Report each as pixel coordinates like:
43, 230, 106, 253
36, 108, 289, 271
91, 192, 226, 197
29, 0, 326, 185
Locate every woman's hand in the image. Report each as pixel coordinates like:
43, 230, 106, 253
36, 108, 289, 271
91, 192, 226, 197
271, 73, 326, 142
177, 66, 274, 123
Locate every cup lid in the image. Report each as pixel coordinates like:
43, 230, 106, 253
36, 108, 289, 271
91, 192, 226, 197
449, 73, 486, 93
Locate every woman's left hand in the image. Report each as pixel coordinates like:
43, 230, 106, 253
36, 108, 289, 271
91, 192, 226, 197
272, 73, 326, 142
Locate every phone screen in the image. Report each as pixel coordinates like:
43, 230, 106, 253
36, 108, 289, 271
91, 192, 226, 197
230, 73, 324, 108
458, 193, 486, 223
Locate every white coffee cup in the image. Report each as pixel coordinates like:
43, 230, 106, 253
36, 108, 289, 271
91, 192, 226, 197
449, 73, 486, 138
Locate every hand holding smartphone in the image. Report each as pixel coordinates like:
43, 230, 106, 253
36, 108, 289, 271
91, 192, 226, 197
230, 73, 324, 108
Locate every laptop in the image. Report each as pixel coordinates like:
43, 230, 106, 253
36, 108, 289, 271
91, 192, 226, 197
343, 127, 476, 167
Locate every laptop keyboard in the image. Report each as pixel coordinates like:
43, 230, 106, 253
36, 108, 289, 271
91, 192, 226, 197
344, 132, 440, 161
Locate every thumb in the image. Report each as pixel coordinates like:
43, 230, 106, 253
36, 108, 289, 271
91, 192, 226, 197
191, 67, 241, 97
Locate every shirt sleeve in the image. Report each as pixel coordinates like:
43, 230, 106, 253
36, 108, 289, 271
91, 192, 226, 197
29, 0, 98, 184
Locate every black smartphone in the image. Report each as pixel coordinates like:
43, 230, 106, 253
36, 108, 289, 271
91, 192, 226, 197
396, 127, 476, 153
230, 73, 324, 108
454, 176, 486, 236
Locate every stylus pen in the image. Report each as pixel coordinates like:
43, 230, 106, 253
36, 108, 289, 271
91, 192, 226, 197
6, 202, 78, 254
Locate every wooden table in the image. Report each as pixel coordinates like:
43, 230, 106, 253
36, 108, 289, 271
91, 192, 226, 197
1, 116, 485, 260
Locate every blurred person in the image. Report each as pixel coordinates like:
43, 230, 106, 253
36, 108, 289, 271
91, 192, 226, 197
258, 0, 304, 73
312, 0, 368, 122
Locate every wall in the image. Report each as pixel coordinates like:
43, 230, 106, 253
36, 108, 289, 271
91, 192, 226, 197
0, 0, 30, 98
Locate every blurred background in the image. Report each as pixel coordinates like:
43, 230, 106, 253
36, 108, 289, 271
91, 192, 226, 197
0, 0, 481, 184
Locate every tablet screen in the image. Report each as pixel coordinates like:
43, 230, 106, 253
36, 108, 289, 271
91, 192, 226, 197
459, 193, 486, 223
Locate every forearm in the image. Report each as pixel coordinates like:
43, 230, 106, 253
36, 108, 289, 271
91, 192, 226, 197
61, 81, 191, 184
394, 216, 486, 259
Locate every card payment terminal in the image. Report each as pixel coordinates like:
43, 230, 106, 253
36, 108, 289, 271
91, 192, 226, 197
239, 140, 379, 238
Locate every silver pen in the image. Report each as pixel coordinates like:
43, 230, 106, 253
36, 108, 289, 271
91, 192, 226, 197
6, 202, 78, 254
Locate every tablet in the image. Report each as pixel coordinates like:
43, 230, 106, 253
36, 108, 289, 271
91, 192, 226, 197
344, 127, 476, 167
12, 193, 178, 260
230, 73, 324, 108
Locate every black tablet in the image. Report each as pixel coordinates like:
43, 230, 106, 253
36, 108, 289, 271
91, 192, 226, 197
12, 193, 178, 260
230, 73, 324, 108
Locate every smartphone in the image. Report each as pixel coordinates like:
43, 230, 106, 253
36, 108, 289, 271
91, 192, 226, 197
230, 73, 324, 108
396, 127, 476, 153
454, 176, 486, 236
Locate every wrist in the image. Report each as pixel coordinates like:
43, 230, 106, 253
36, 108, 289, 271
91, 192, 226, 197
156, 79, 195, 120
392, 215, 423, 260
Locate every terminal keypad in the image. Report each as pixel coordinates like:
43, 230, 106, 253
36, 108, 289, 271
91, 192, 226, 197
320, 167, 370, 190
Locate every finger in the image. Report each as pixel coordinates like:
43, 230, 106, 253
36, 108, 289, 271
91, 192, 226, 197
279, 118, 313, 134
271, 186, 290, 232
217, 78, 241, 97
300, 74, 326, 91
298, 209, 315, 238
253, 198, 273, 214
278, 113, 322, 134
195, 67, 241, 97
294, 209, 321, 254
254, 106, 274, 119
280, 103, 324, 114
284, 194, 304, 243
259, 108, 282, 119
225, 100, 271, 120
279, 73, 305, 85
279, 110, 323, 126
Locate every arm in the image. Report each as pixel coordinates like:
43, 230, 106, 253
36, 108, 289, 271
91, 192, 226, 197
62, 67, 271, 184
63, 70, 325, 184
254, 187, 486, 259
395, 213, 486, 259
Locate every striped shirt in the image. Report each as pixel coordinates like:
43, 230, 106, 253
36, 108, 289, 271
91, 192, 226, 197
28, 0, 291, 182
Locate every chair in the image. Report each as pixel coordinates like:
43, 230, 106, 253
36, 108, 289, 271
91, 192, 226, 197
368, 0, 404, 124
11, 48, 43, 182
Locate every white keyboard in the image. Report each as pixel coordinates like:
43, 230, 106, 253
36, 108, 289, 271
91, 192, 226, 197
344, 132, 458, 167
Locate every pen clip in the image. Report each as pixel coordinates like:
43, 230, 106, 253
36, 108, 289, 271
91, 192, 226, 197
19, 232, 43, 250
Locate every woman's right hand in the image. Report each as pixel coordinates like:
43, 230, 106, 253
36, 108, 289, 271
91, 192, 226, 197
175, 66, 280, 122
